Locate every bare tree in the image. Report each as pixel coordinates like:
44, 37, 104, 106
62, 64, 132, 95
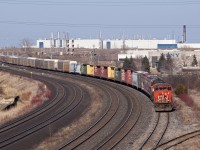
19, 38, 34, 53
20, 38, 33, 47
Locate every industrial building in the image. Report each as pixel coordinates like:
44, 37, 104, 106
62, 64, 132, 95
36, 31, 200, 50
36, 32, 178, 49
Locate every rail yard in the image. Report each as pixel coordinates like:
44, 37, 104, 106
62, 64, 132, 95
0, 55, 199, 149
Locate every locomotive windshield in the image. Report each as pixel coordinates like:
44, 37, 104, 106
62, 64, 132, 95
154, 85, 171, 91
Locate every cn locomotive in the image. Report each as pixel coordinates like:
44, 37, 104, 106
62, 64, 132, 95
0, 55, 173, 111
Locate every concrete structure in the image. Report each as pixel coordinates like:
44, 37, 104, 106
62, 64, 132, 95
36, 32, 200, 50
74, 39, 100, 49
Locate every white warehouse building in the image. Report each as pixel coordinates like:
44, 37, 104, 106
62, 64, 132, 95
37, 38, 177, 49
36, 32, 200, 49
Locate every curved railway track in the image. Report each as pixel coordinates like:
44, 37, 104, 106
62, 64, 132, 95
0, 67, 89, 150
57, 78, 142, 150
0, 64, 155, 150
139, 112, 169, 150
156, 129, 200, 149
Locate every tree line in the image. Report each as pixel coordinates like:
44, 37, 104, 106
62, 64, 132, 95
122, 53, 198, 73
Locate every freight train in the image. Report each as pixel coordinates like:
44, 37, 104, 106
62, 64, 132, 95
0, 55, 173, 111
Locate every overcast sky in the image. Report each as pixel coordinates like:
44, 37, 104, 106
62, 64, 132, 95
0, 0, 200, 47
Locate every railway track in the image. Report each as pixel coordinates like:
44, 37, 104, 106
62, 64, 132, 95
139, 112, 169, 150
31, 68, 144, 150
58, 79, 142, 150
0, 64, 154, 150
156, 129, 200, 149
0, 66, 89, 150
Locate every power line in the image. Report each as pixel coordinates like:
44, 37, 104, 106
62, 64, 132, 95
0, 20, 200, 29
0, 0, 200, 6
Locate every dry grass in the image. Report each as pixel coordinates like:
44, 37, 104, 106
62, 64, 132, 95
35, 80, 103, 150
170, 89, 200, 149
0, 71, 50, 125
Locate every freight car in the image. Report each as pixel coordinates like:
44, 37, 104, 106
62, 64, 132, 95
0, 55, 173, 111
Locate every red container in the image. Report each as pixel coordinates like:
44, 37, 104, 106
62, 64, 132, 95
100, 66, 108, 79
121, 69, 126, 83
94, 66, 101, 78
125, 69, 132, 85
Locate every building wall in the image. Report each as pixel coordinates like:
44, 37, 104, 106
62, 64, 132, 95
74, 39, 100, 49
37, 38, 200, 50
37, 39, 51, 48
177, 43, 200, 49
125, 40, 176, 49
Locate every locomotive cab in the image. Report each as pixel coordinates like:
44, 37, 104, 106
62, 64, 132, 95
152, 83, 173, 111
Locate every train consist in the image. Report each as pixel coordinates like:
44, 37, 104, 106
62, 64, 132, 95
0, 55, 173, 111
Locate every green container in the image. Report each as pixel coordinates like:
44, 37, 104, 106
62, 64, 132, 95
80, 64, 87, 75
114, 67, 121, 82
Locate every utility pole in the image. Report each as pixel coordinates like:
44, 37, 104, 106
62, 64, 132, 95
90, 49, 97, 65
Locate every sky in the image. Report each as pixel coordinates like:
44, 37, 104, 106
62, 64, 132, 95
0, 0, 200, 47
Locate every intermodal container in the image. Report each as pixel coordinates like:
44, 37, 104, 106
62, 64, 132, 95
114, 67, 121, 82
44, 59, 50, 70
57, 60, 64, 72
27, 57, 36, 67
87, 65, 94, 76
140, 73, 155, 95
80, 64, 87, 75
134, 71, 148, 89
35, 59, 44, 69
69, 61, 77, 73
73, 63, 81, 74
94, 66, 101, 78
108, 67, 115, 80
121, 69, 126, 83
23, 58, 28, 66
125, 69, 132, 85
100, 66, 108, 79
63, 60, 70, 72
48, 59, 55, 70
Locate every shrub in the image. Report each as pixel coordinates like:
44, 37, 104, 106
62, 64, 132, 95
21, 92, 31, 101
178, 94, 194, 107
175, 84, 188, 95
31, 97, 42, 105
